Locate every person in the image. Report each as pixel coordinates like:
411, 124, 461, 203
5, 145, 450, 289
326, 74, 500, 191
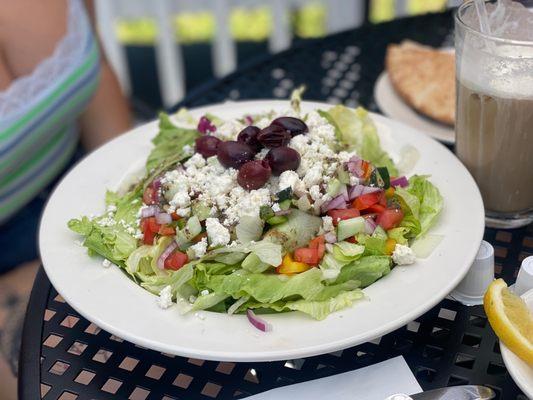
0, 1, 131, 392
0, 0, 132, 274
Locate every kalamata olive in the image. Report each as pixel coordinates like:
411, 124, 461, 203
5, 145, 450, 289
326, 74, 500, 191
217, 141, 255, 169
265, 147, 301, 175
257, 125, 291, 148
271, 117, 308, 136
195, 135, 221, 158
237, 160, 272, 190
237, 126, 262, 152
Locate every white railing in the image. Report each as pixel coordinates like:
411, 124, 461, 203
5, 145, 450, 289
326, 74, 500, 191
95, 0, 458, 108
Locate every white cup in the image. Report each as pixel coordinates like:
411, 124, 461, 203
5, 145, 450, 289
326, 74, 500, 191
514, 256, 533, 296
450, 240, 494, 306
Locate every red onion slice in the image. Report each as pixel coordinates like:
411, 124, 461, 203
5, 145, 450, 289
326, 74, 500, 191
390, 176, 409, 187
340, 185, 349, 202
362, 186, 381, 195
324, 232, 337, 243
346, 156, 364, 177
321, 194, 347, 213
348, 185, 381, 200
364, 218, 377, 235
246, 309, 272, 332
156, 212, 172, 225
197, 116, 216, 134
141, 205, 159, 218
157, 241, 178, 270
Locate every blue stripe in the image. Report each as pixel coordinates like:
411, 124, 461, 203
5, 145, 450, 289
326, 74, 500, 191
0, 130, 76, 201
0, 59, 99, 157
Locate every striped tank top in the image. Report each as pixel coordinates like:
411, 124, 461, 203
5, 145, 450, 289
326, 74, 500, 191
0, 0, 100, 224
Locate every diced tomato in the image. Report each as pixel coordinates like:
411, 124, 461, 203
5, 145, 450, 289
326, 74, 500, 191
170, 212, 181, 221
158, 225, 176, 236
145, 217, 159, 233
376, 209, 404, 230
294, 248, 320, 265
142, 186, 159, 205
366, 203, 386, 214
143, 230, 156, 245
361, 160, 372, 180
327, 209, 360, 226
346, 236, 357, 244
352, 192, 383, 210
164, 251, 189, 270
309, 236, 325, 259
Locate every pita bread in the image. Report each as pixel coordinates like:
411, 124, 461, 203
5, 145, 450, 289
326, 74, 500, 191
385, 40, 455, 126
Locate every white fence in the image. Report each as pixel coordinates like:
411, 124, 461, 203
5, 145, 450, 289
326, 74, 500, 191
96, 0, 462, 108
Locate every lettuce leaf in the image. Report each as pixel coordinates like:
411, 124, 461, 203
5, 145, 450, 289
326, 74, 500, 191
325, 105, 397, 175
145, 113, 198, 175
334, 255, 391, 287
406, 175, 443, 236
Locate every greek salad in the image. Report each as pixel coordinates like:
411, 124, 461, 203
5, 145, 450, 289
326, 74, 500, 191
69, 92, 443, 328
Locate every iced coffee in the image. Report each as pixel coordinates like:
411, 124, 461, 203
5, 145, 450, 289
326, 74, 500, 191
455, 0, 533, 228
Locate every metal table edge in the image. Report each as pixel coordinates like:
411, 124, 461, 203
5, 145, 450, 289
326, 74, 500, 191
19, 266, 51, 399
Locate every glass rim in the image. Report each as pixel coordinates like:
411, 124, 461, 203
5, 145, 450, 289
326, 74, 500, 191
455, 0, 533, 47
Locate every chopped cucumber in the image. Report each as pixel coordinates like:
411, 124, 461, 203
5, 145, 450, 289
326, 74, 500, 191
337, 216, 365, 241
336, 166, 351, 185
191, 202, 211, 221
259, 205, 274, 220
267, 215, 288, 225
184, 216, 202, 240
276, 187, 293, 202
327, 178, 342, 197
279, 199, 292, 210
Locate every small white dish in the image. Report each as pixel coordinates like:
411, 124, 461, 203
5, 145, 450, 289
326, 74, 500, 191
500, 289, 533, 398
374, 72, 455, 144
39, 100, 484, 362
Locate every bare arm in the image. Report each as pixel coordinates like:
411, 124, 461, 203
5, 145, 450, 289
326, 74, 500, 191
79, 0, 132, 150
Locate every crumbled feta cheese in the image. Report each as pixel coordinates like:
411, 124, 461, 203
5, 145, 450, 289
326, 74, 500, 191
213, 120, 244, 141
200, 289, 210, 296
206, 218, 231, 247
309, 185, 322, 201
190, 238, 208, 259
157, 285, 173, 309
392, 244, 416, 265
102, 259, 112, 268
184, 153, 206, 169
322, 216, 334, 232
278, 170, 300, 191
170, 190, 190, 209
272, 203, 281, 212
175, 207, 191, 217
303, 165, 323, 188
350, 175, 360, 186
106, 204, 117, 213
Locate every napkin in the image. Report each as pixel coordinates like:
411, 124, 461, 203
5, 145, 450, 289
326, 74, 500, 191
245, 356, 422, 400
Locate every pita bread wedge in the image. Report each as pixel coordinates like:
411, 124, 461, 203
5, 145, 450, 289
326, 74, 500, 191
385, 40, 455, 126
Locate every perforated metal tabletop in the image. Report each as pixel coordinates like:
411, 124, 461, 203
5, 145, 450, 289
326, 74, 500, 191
19, 11, 532, 400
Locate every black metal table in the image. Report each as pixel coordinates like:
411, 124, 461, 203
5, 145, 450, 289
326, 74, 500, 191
19, 11, 532, 400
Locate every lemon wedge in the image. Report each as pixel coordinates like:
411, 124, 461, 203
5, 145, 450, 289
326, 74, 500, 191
484, 279, 533, 365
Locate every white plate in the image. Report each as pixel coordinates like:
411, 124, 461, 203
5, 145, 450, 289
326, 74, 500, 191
500, 289, 533, 398
374, 72, 455, 144
39, 100, 484, 362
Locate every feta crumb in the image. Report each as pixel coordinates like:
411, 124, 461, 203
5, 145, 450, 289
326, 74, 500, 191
206, 218, 230, 247
176, 207, 191, 217
190, 238, 208, 259
349, 175, 360, 186
303, 165, 323, 188
200, 289, 210, 296
170, 190, 190, 209
184, 153, 206, 169
102, 259, 112, 268
278, 170, 300, 191
157, 285, 173, 309
322, 216, 334, 232
272, 203, 281, 212
392, 244, 416, 265
106, 204, 117, 213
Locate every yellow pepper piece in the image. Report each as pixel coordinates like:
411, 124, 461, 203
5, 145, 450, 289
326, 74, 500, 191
276, 254, 311, 275
385, 187, 395, 198
385, 238, 397, 255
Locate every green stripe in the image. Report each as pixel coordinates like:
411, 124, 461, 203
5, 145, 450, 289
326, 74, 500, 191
0, 42, 98, 140
0, 79, 98, 172
0, 126, 67, 189
0, 137, 76, 218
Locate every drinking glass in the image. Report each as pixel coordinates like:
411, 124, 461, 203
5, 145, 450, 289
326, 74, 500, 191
455, 0, 533, 228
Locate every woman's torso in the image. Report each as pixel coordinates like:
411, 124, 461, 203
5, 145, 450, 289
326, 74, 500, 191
0, 0, 100, 223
